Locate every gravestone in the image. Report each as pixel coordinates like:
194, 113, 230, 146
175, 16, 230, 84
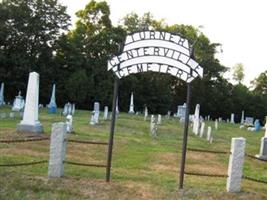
240, 110, 245, 124
90, 102, 100, 125
207, 126, 212, 142
17, 72, 43, 133
244, 117, 254, 126
9, 112, 15, 119
215, 119, 218, 130
207, 115, 210, 121
227, 137, 246, 192
0, 83, 4, 106
0, 112, 6, 119
157, 114, 162, 125
66, 114, 73, 133
200, 122, 205, 138
48, 122, 67, 178
128, 92, 135, 114
177, 103, 186, 121
230, 113, 235, 124
150, 115, 157, 138
48, 84, 57, 113
167, 111, 171, 119
103, 106, 108, 120
193, 104, 200, 135
144, 106, 148, 121
116, 97, 119, 114
12, 91, 25, 112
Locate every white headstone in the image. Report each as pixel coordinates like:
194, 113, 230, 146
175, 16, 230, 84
157, 114, 162, 125
265, 118, 267, 137
116, 97, 119, 114
128, 92, 135, 114
177, 103, 186, 120
193, 104, 200, 135
255, 137, 267, 160
17, 72, 43, 133
48, 122, 67, 178
200, 122, 205, 138
230, 113, 235, 124
207, 126, 212, 142
66, 114, 73, 133
103, 106, 108, 120
144, 106, 148, 121
12, 91, 25, 111
215, 119, 218, 130
0, 83, 4, 106
226, 137, 246, 192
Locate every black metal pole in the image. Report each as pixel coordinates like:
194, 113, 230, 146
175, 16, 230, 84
179, 83, 191, 189
106, 77, 119, 182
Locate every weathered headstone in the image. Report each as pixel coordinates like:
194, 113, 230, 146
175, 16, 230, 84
177, 103, 186, 121
128, 92, 135, 114
256, 118, 267, 160
244, 117, 254, 126
0, 82, 4, 106
48, 84, 57, 113
193, 104, 200, 135
103, 106, 108, 120
12, 91, 25, 112
9, 112, 15, 119
93, 102, 100, 124
207, 126, 212, 142
200, 122, 205, 138
71, 104, 75, 115
66, 115, 73, 133
215, 119, 218, 130
150, 115, 157, 138
157, 114, 162, 125
230, 113, 235, 124
240, 110, 245, 124
48, 122, 67, 178
17, 72, 43, 133
144, 106, 148, 121
226, 137, 246, 192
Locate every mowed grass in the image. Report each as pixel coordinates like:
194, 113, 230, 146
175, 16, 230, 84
0, 106, 267, 200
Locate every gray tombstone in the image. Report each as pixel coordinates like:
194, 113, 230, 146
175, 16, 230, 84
93, 102, 100, 124
227, 137, 246, 192
256, 137, 267, 160
240, 110, 245, 124
103, 106, 108, 120
150, 115, 157, 138
48, 122, 67, 178
157, 114, 162, 125
200, 122, 205, 138
230, 113, 235, 124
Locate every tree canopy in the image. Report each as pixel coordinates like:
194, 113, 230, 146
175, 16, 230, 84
0, 0, 266, 122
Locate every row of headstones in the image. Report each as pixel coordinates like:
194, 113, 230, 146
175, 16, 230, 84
47, 122, 262, 192
0, 112, 23, 119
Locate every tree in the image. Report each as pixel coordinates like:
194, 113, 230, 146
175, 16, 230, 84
0, 0, 70, 102
251, 70, 267, 96
232, 63, 245, 84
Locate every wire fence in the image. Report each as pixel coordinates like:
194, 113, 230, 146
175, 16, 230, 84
0, 137, 50, 143
64, 160, 106, 168
0, 160, 47, 167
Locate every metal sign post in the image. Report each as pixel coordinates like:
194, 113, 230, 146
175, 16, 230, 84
106, 77, 119, 182
179, 83, 191, 189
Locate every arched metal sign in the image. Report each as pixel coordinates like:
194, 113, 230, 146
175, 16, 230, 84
106, 31, 203, 189
108, 31, 203, 81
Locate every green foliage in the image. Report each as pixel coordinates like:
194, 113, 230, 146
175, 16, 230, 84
0, 0, 266, 121
232, 63, 245, 84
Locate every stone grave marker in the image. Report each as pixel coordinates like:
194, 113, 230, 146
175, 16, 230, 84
215, 119, 218, 130
17, 72, 43, 133
157, 114, 162, 125
150, 115, 157, 138
200, 122, 205, 138
128, 92, 135, 114
48, 84, 57, 113
103, 106, 108, 120
0, 82, 4, 106
207, 126, 212, 142
230, 113, 235, 124
12, 91, 25, 112
144, 106, 148, 121
193, 104, 200, 135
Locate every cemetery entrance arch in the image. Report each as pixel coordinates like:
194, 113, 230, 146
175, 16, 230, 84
106, 31, 203, 189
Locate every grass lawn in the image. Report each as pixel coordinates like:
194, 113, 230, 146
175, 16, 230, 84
0, 106, 267, 199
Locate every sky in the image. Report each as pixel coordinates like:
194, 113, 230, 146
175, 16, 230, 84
59, 0, 267, 86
